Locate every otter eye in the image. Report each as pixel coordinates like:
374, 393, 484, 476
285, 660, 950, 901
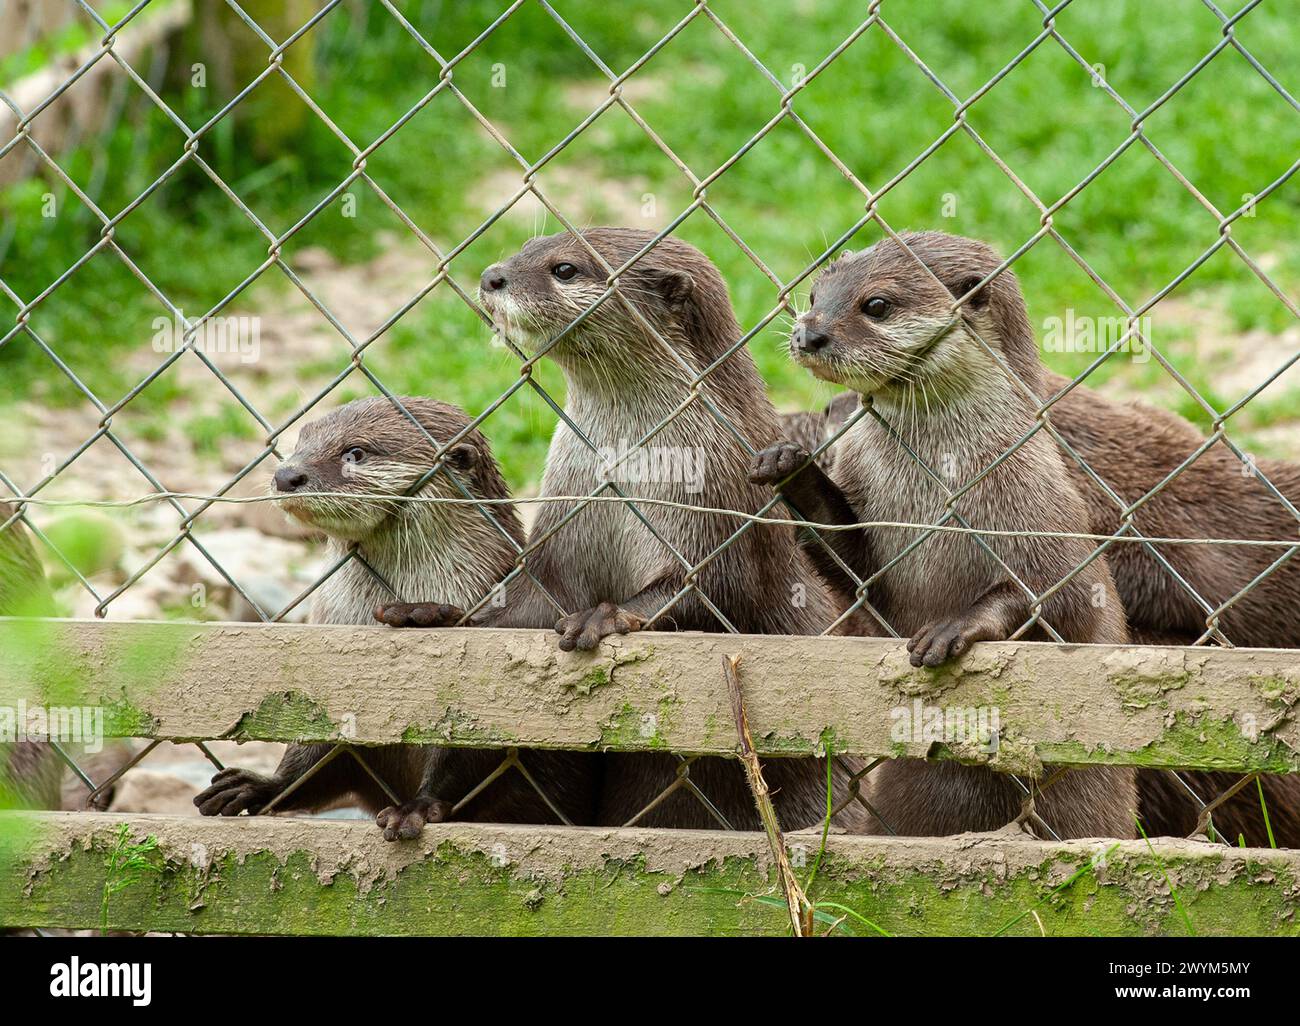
862, 296, 890, 319
551, 263, 578, 281
341, 447, 366, 465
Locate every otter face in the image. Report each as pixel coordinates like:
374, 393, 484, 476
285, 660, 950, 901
478, 228, 699, 368
273, 397, 480, 543
792, 232, 1025, 402
479, 234, 607, 356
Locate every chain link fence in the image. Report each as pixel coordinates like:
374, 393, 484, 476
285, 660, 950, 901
1, 0, 1298, 853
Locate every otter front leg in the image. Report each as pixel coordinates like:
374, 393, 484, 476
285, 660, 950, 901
375, 796, 452, 841
749, 440, 870, 593
374, 601, 467, 628
907, 580, 1029, 668
195, 743, 323, 817
194, 742, 365, 817
374, 748, 505, 841
555, 577, 677, 652
194, 767, 283, 816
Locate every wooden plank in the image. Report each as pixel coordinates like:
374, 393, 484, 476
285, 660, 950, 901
1, 811, 1295, 936
1, 617, 1298, 771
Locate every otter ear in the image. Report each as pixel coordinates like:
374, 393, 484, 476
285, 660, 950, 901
652, 268, 695, 312
443, 442, 478, 473
952, 275, 990, 310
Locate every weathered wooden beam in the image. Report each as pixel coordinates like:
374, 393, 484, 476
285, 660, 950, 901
1, 811, 1295, 936
1, 618, 1298, 771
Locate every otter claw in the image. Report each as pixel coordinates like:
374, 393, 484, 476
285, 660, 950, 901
907, 617, 981, 668
555, 601, 645, 652
194, 767, 282, 817
749, 441, 813, 486
376, 796, 452, 841
374, 602, 466, 628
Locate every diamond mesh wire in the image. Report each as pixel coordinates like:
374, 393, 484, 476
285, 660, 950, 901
1, 0, 1296, 847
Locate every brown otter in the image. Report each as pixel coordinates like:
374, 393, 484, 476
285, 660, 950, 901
193, 397, 599, 838
770, 231, 1300, 845
752, 232, 1137, 839
0, 502, 63, 810
379, 228, 871, 832
782, 234, 1300, 647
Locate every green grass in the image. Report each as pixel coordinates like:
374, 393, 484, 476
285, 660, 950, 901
186, 400, 261, 459
100, 822, 161, 934
2, 0, 1297, 490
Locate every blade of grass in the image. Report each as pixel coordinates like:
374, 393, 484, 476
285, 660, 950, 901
1257, 778, 1277, 849
811, 900, 892, 937
802, 742, 834, 895
723, 653, 809, 936
1136, 818, 1195, 936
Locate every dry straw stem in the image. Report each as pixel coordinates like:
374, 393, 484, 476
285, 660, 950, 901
724, 652, 811, 936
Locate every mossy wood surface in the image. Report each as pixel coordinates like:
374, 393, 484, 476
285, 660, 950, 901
2, 618, 1298, 772
2, 812, 1297, 936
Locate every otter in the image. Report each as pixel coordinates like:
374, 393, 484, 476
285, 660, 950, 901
193, 397, 599, 838
379, 228, 871, 832
751, 231, 1137, 839
770, 231, 1300, 846
783, 234, 1300, 647
0, 502, 63, 810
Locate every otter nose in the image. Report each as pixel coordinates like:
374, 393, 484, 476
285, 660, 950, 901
480, 266, 506, 292
794, 323, 830, 353
274, 466, 308, 493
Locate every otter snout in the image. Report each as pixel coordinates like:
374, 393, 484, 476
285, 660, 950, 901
274, 466, 308, 492
792, 319, 830, 355
480, 265, 507, 293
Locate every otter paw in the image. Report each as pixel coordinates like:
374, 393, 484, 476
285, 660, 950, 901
375, 796, 452, 841
193, 767, 282, 817
749, 441, 812, 486
374, 601, 466, 628
907, 617, 983, 668
555, 601, 645, 652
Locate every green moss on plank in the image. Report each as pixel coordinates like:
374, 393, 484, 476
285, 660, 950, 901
5, 839, 782, 936
600, 701, 674, 751
566, 667, 611, 696
1249, 674, 1300, 709
229, 691, 339, 742
400, 709, 518, 747
101, 698, 160, 738
4, 821, 1296, 936
1131, 714, 1300, 773
1042, 713, 1300, 773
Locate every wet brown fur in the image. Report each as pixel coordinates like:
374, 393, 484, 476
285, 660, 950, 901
779, 232, 1139, 839
194, 399, 599, 834
466, 228, 872, 831
794, 230, 1300, 843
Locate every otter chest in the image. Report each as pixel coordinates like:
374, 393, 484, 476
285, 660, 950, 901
539, 413, 707, 603
840, 429, 1004, 633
